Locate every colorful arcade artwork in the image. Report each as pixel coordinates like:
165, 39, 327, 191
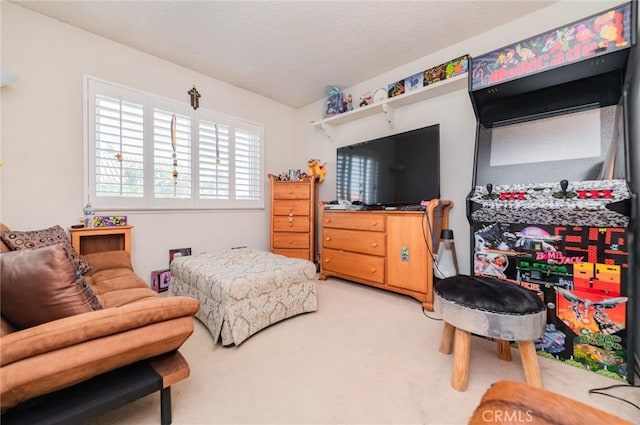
472, 222, 629, 380
471, 3, 632, 90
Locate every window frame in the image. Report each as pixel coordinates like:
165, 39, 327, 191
84, 76, 265, 211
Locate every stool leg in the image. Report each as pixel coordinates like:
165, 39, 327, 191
439, 322, 455, 355
496, 339, 512, 361
518, 340, 543, 388
452, 328, 471, 392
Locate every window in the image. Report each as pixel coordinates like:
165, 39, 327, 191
86, 78, 264, 210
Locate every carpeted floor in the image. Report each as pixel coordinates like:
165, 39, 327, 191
89, 277, 639, 424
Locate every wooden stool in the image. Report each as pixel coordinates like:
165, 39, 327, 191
434, 275, 546, 392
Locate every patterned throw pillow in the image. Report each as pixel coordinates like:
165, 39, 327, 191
0, 225, 93, 275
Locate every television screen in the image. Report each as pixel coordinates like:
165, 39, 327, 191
336, 125, 440, 206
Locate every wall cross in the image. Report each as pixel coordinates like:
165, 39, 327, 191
188, 86, 201, 110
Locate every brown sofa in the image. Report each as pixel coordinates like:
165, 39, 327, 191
0, 224, 200, 419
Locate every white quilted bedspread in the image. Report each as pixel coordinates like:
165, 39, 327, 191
169, 248, 317, 346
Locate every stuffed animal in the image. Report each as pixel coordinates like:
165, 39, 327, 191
307, 159, 327, 183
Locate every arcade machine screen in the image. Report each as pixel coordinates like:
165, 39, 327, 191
467, 2, 636, 383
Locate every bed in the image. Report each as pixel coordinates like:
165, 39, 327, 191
168, 248, 318, 346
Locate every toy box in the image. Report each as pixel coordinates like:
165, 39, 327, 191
93, 215, 128, 227
151, 269, 171, 293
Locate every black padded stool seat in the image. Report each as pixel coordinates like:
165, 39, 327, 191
435, 274, 545, 314
433, 274, 546, 392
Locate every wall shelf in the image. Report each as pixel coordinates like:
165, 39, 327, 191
311, 73, 468, 139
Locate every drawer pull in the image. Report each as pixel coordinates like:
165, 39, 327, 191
371, 222, 377, 226
288, 240, 293, 245
289, 207, 294, 211
289, 191, 294, 195
371, 242, 377, 247
325, 258, 331, 263
289, 222, 293, 227
371, 267, 377, 273
288, 215, 294, 222
325, 236, 331, 241
325, 218, 331, 223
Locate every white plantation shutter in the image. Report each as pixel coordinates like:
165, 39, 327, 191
153, 109, 192, 200
94, 95, 144, 198
86, 77, 263, 210
199, 121, 230, 200
235, 128, 261, 201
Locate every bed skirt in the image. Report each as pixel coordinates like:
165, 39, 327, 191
169, 248, 317, 345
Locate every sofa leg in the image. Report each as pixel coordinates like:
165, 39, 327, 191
161, 386, 172, 425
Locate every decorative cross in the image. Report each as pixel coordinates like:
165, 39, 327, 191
188, 86, 201, 110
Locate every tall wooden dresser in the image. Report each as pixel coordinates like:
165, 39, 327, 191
268, 174, 318, 262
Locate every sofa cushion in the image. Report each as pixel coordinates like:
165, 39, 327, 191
0, 225, 93, 275
82, 250, 134, 274
100, 288, 160, 308
0, 245, 102, 329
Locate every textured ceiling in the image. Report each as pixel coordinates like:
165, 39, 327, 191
11, 0, 558, 108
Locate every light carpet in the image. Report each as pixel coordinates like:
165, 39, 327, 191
89, 277, 639, 424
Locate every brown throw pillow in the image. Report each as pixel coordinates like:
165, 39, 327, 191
0, 225, 92, 275
0, 244, 103, 329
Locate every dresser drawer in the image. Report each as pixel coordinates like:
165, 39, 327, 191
273, 183, 311, 200
272, 248, 310, 260
322, 228, 385, 256
273, 232, 309, 249
273, 216, 310, 232
272, 200, 310, 216
322, 248, 384, 284
322, 212, 385, 231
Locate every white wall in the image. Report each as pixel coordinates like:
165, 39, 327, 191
0, 2, 301, 280
1, 0, 622, 282
296, 0, 620, 275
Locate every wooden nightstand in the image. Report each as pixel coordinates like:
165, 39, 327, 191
69, 226, 133, 255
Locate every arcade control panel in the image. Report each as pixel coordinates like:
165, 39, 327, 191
468, 178, 632, 227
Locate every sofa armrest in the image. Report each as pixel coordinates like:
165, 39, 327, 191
0, 296, 199, 367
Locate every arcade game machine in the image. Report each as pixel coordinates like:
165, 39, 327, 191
467, 2, 637, 383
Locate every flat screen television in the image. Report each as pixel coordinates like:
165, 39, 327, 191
336, 124, 440, 207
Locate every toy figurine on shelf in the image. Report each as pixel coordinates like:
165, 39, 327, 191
359, 92, 373, 107
346, 94, 354, 111
324, 86, 344, 117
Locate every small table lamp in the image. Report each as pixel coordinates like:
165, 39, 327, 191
435, 229, 459, 279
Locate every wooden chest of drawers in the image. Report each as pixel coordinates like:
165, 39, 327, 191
322, 212, 386, 283
319, 201, 453, 310
268, 174, 318, 262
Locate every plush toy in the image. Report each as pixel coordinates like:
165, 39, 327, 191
307, 159, 327, 183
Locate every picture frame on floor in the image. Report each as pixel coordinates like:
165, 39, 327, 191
169, 247, 191, 264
